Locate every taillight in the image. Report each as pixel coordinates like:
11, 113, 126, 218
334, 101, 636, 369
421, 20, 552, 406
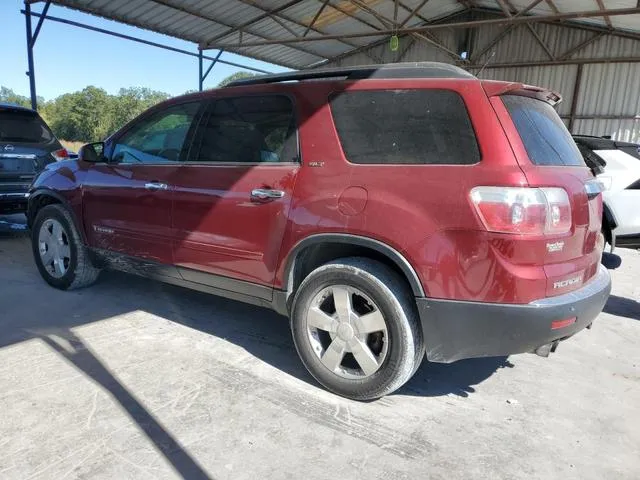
51, 148, 69, 161
470, 187, 571, 235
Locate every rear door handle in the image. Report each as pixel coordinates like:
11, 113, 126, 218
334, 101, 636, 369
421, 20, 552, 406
145, 182, 168, 191
251, 188, 285, 202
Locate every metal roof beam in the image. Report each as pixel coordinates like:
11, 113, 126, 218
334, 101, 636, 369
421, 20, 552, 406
228, 0, 367, 51
211, 6, 640, 48
472, 6, 640, 42
467, 56, 640, 68
397, 0, 432, 26
398, 0, 431, 28
559, 31, 605, 60
305, 0, 331, 37
410, 32, 463, 61
396, 35, 416, 61
470, 0, 545, 61
22, 10, 272, 72
325, 1, 383, 31
350, 0, 462, 62
145, 0, 325, 59
204, 0, 306, 44
545, 0, 560, 14
312, 7, 470, 66
30, 0, 51, 47
270, 13, 302, 38
594, 0, 612, 28
503, 0, 555, 60
349, 0, 392, 29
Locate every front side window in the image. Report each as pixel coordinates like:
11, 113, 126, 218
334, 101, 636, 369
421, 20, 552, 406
189, 95, 297, 164
503, 95, 585, 167
329, 89, 480, 165
112, 102, 199, 164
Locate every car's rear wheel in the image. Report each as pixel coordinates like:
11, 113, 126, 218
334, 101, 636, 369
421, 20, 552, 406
32, 204, 99, 290
290, 257, 424, 400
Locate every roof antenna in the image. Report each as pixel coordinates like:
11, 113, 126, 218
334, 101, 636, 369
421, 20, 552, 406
477, 51, 496, 78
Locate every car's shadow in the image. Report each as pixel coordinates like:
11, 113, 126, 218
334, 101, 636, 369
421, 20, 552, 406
98, 269, 513, 399
0, 218, 523, 478
0, 212, 509, 399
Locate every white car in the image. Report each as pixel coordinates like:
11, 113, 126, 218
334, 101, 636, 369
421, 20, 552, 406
574, 135, 640, 251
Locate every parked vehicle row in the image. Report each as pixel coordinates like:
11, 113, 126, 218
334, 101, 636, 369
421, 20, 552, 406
25, 63, 611, 400
573, 135, 640, 251
0, 103, 72, 215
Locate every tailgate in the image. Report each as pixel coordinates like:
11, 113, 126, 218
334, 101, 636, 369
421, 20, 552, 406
0, 146, 42, 190
493, 93, 604, 296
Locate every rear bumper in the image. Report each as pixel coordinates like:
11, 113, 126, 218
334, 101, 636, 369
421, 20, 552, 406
0, 192, 29, 213
417, 264, 611, 363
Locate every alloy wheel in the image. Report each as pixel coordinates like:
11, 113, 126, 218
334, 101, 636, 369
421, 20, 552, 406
38, 218, 71, 278
306, 285, 389, 379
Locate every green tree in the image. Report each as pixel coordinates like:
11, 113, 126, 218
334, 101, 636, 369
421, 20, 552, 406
1, 84, 170, 143
46, 86, 113, 141
0, 86, 44, 109
217, 71, 261, 87
108, 87, 169, 133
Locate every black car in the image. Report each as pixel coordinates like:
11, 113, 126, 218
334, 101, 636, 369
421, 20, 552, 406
0, 103, 70, 214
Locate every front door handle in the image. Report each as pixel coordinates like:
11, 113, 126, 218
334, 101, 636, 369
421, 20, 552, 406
145, 182, 168, 191
251, 188, 285, 202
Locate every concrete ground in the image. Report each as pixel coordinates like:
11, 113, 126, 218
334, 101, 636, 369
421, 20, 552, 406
0, 213, 639, 480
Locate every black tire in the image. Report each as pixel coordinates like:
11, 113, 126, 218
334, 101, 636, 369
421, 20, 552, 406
31, 204, 100, 290
602, 216, 612, 249
290, 257, 424, 401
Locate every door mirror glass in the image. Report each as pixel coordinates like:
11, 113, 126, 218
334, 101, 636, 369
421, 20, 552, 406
79, 142, 105, 163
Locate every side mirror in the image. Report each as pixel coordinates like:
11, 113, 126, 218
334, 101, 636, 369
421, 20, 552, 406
78, 142, 106, 163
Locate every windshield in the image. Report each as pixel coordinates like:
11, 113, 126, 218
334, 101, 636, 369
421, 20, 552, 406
0, 110, 55, 144
503, 95, 585, 167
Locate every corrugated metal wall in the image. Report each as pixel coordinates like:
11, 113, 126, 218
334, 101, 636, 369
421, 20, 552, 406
323, 13, 640, 142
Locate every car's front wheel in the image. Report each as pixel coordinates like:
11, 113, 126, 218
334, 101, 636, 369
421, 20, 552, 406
31, 204, 100, 290
290, 257, 424, 400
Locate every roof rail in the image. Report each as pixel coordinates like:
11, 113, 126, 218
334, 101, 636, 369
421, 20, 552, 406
226, 62, 474, 87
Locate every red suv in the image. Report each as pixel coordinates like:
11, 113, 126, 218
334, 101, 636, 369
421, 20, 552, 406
27, 63, 611, 400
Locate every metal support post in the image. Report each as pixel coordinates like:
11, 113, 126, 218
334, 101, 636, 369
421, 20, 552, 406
568, 63, 584, 133
198, 49, 203, 91
24, 1, 37, 110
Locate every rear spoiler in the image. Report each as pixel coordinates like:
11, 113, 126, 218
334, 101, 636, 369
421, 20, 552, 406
482, 81, 562, 106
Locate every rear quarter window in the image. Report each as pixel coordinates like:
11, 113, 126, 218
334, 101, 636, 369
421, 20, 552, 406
503, 95, 585, 167
329, 89, 480, 165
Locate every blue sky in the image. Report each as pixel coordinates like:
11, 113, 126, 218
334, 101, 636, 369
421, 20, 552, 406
0, 0, 287, 100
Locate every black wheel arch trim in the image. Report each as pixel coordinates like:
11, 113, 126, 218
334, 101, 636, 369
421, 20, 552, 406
282, 233, 425, 298
28, 188, 87, 243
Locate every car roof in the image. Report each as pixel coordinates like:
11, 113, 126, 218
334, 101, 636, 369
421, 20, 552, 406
225, 62, 475, 87
0, 102, 36, 113
156, 62, 480, 109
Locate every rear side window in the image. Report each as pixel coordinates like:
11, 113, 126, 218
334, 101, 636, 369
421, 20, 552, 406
189, 95, 298, 164
503, 95, 584, 167
0, 110, 54, 143
329, 90, 480, 165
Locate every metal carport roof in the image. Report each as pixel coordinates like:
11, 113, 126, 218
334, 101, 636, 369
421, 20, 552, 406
36, 0, 640, 69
